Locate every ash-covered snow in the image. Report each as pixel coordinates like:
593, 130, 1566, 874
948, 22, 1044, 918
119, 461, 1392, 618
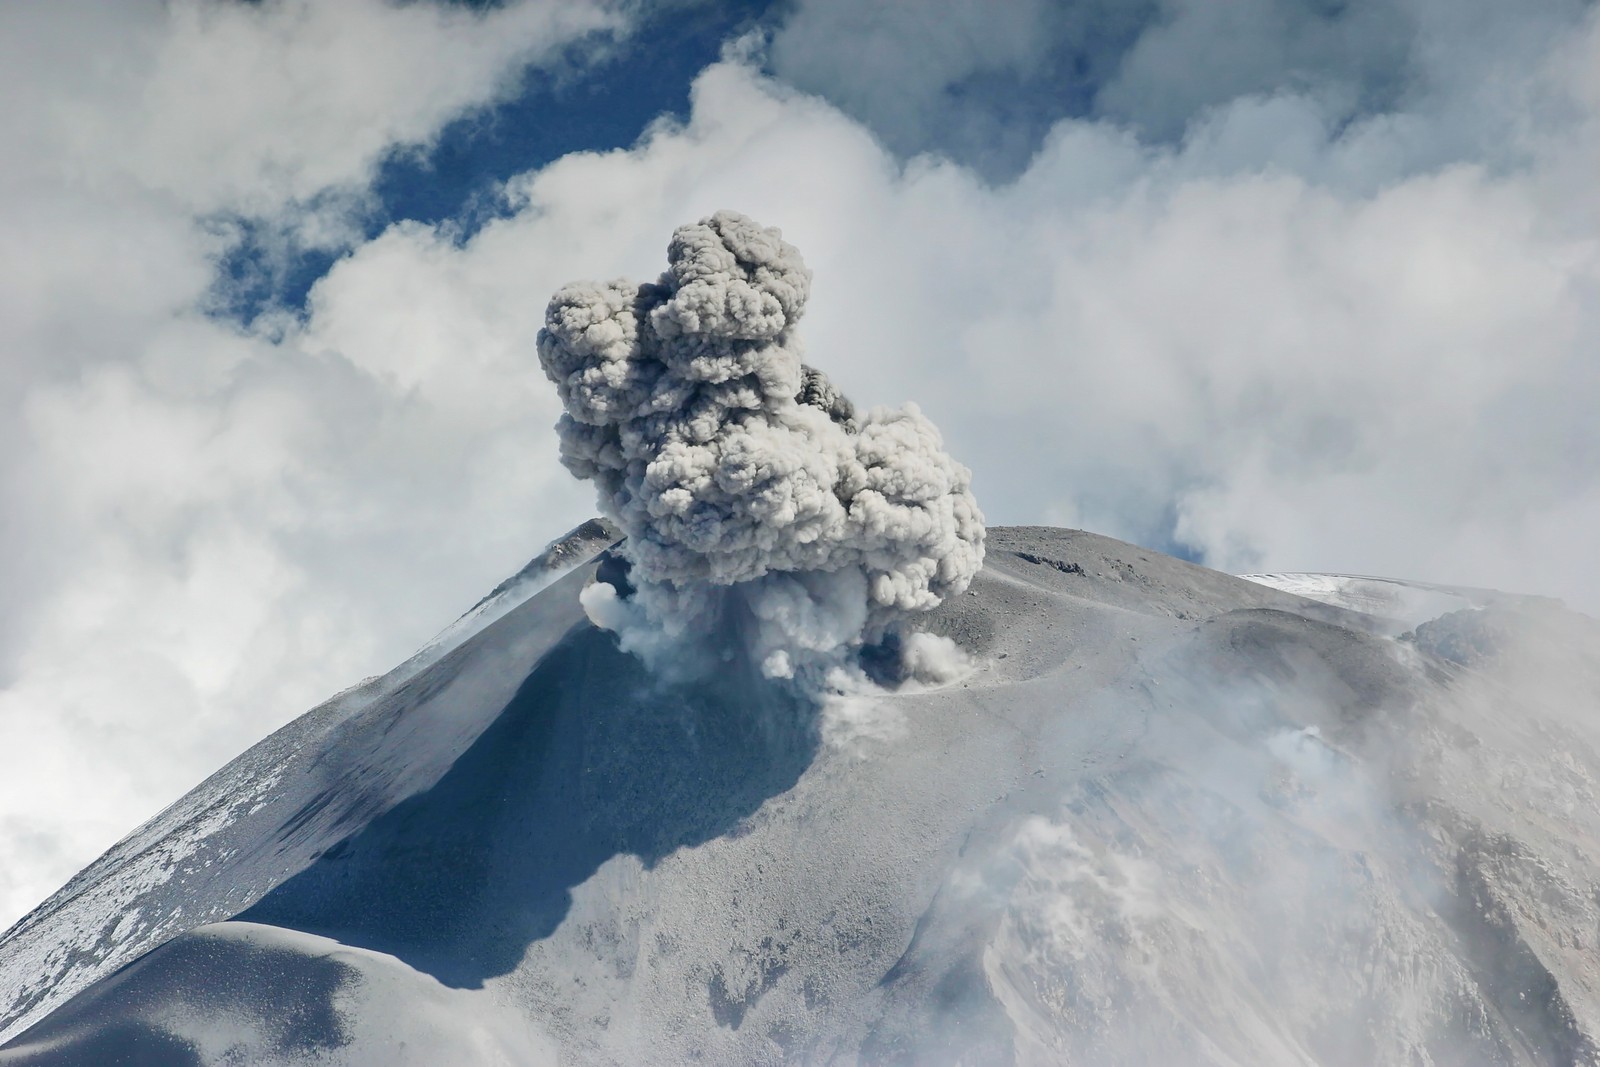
1239, 571, 1513, 630
399, 516, 620, 679
5, 527, 1600, 1064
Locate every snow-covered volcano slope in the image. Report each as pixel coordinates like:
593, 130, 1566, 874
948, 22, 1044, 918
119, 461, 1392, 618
4, 527, 1600, 1065
1240, 572, 1526, 631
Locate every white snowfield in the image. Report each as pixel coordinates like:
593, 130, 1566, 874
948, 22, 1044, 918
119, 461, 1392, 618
3, 525, 1600, 1065
1240, 572, 1513, 629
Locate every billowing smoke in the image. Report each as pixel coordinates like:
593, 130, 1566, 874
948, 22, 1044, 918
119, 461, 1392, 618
536, 210, 984, 681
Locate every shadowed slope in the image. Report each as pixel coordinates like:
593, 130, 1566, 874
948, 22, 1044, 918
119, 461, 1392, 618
239, 619, 816, 987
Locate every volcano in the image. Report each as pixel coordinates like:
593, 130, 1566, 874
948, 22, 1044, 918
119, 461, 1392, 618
3, 525, 1599, 1066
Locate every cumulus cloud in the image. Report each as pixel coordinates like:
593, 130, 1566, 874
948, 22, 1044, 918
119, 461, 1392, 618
767, 0, 1418, 176
16, 0, 628, 221
768, 0, 1594, 184
0, 0, 629, 930
470, 38, 1600, 610
538, 210, 985, 680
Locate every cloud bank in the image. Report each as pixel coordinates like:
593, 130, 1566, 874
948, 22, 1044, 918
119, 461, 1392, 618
0, 0, 630, 930
538, 210, 984, 679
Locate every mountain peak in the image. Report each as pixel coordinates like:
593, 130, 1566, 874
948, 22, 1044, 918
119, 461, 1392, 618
4, 527, 1600, 1064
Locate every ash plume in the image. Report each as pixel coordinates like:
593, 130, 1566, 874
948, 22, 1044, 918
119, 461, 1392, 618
536, 210, 984, 680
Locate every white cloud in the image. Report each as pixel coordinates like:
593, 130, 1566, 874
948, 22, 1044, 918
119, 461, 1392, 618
0, 0, 626, 929
261, 27, 1600, 607
465, 32, 1600, 601
768, 0, 1069, 162
25, 0, 626, 216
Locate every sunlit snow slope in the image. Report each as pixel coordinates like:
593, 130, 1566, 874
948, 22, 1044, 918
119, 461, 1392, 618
1241, 572, 1517, 629
4, 527, 1600, 1065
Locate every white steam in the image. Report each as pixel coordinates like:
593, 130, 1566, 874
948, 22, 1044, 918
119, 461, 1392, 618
538, 210, 984, 679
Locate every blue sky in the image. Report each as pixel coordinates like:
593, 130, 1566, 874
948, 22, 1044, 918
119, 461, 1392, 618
2, 0, 1599, 931
217, 0, 783, 320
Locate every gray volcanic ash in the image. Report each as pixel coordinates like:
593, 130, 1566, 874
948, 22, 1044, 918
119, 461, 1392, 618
536, 211, 984, 684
